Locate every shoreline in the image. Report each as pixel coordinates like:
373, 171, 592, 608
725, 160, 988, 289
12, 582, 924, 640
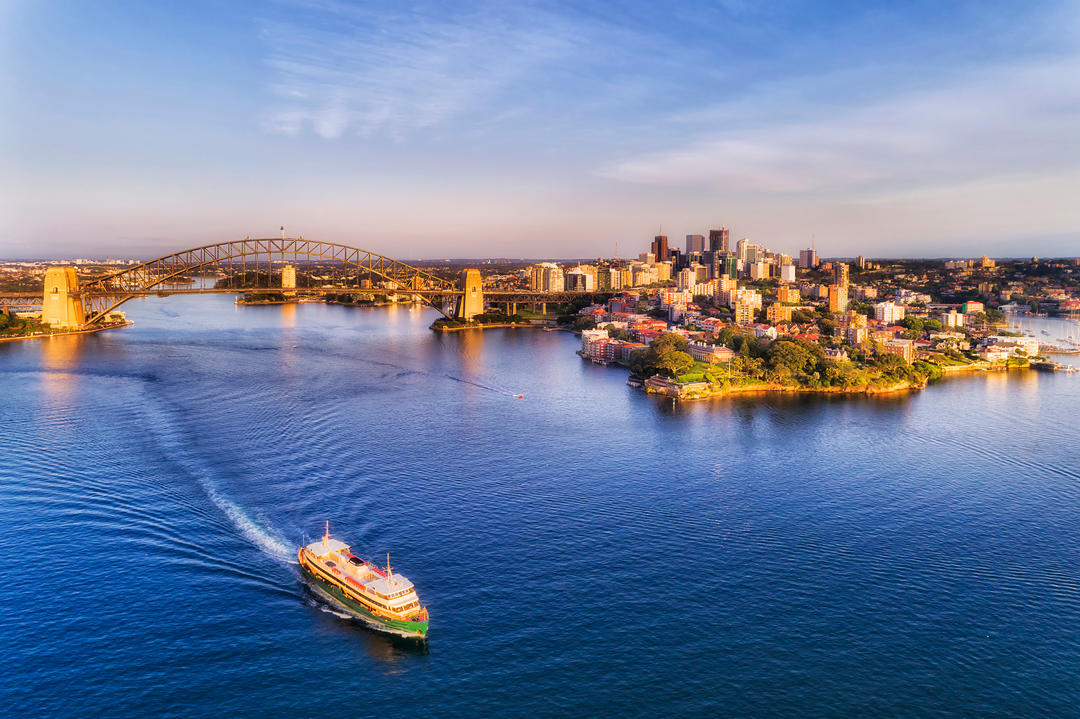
656, 379, 923, 401
581, 353, 1031, 402
235, 299, 303, 306
431, 322, 540, 332
0, 321, 133, 344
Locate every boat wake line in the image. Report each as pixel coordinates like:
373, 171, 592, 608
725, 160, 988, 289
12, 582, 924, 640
138, 391, 298, 566
291, 343, 524, 399
444, 373, 522, 397
195, 469, 297, 565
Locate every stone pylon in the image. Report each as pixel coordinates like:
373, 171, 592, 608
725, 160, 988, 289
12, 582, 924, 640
456, 269, 483, 320
42, 267, 86, 329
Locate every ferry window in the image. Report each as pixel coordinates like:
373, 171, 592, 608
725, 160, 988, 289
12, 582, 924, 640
349, 557, 364, 566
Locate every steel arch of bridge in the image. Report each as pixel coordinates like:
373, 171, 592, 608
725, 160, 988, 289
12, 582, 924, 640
79, 238, 462, 324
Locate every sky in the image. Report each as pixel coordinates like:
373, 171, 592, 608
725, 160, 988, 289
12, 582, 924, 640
2, 0, 1079, 260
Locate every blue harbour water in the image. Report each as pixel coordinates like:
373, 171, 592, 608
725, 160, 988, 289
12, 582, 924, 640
2, 296, 1079, 717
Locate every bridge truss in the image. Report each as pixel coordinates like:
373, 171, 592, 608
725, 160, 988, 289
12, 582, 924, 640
0, 294, 43, 308
78, 238, 462, 324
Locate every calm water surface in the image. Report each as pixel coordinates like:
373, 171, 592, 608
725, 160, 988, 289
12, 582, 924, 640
2, 296, 1079, 717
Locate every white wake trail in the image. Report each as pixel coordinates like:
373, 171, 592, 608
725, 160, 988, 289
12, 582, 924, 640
139, 393, 297, 565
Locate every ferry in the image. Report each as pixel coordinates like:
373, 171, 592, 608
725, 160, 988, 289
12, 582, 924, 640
299, 523, 429, 638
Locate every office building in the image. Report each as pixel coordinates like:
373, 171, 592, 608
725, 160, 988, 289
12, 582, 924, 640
708, 226, 730, 253
651, 235, 670, 262
565, 268, 594, 292
685, 234, 705, 254
736, 238, 750, 262
669, 248, 684, 270
799, 248, 818, 269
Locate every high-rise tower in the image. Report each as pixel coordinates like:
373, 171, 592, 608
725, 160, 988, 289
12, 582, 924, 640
708, 226, 730, 253
651, 234, 670, 262
834, 262, 849, 288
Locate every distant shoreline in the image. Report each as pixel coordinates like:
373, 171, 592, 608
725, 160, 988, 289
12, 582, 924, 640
0, 321, 132, 344
580, 354, 1029, 402
431, 322, 539, 332
640, 366, 1028, 401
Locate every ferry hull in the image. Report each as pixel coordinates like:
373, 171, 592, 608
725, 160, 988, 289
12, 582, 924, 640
299, 554, 429, 638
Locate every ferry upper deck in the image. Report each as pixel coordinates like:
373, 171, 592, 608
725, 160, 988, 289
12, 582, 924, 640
303, 537, 420, 614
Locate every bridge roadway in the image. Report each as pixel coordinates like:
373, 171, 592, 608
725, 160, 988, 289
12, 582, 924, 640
0, 287, 606, 310
1, 287, 600, 299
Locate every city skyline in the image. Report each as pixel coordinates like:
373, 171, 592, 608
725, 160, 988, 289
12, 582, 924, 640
3, 1, 1080, 259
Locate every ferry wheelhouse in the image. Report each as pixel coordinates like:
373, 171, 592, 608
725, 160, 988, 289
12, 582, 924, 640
298, 524, 429, 638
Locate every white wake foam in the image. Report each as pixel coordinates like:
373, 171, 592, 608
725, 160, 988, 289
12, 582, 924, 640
139, 392, 297, 565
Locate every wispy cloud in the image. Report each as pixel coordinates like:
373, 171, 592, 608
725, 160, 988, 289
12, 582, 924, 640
260, 1, 589, 139
597, 53, 1080, 196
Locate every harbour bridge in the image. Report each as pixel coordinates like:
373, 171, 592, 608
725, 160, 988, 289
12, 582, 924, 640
4, 237, 603, 330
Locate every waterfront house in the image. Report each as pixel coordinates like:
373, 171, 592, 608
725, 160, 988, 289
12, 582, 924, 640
688, 342, 735, 364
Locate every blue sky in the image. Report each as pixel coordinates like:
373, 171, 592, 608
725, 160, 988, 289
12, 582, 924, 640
2, 0, 1079, 259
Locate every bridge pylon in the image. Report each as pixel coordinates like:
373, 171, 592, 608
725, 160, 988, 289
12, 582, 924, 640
456, 269, 484, 320
42, 267, 87, 329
